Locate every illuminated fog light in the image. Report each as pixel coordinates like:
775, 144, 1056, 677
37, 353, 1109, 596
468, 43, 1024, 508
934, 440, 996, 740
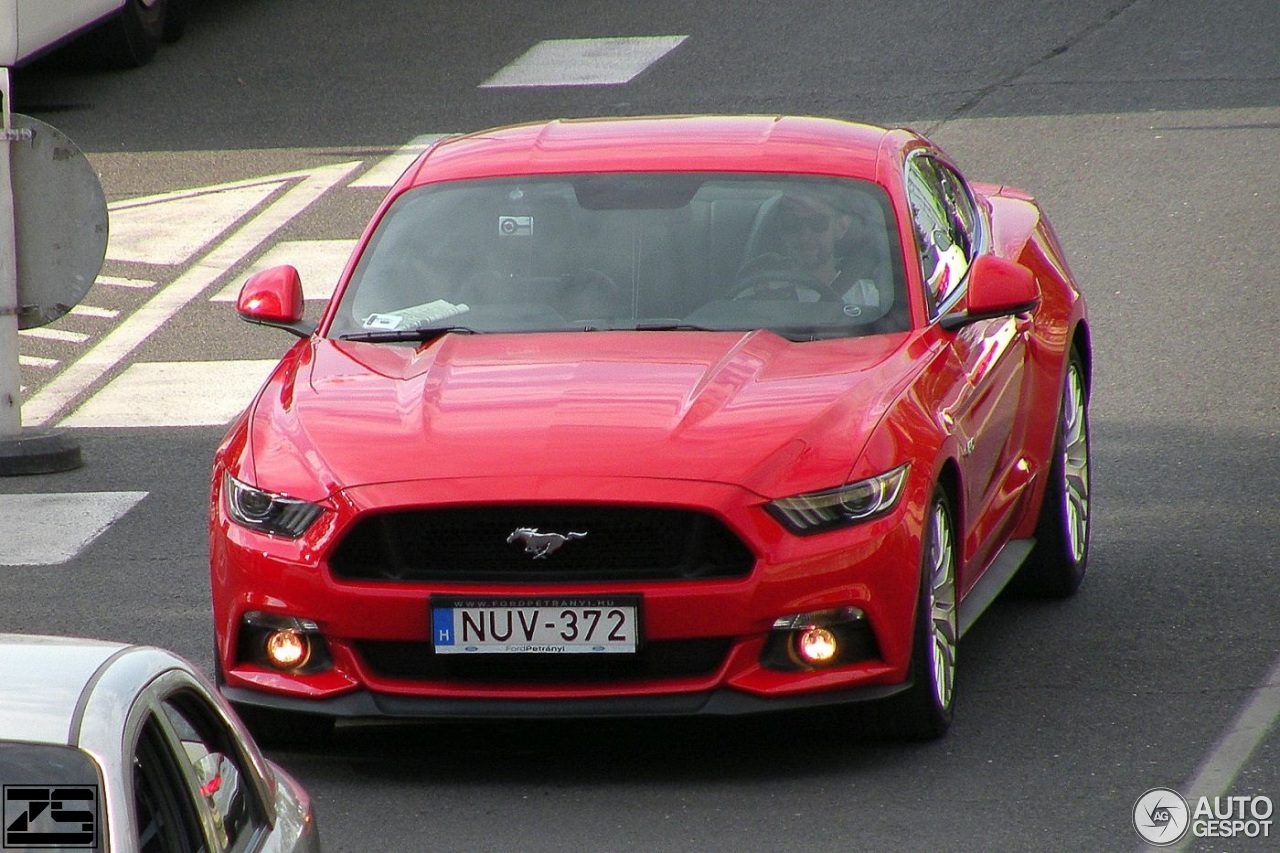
797, 627, 838, 664
239, 612, 331, 674
265, 629, 311, 670
763, 607, 876, 672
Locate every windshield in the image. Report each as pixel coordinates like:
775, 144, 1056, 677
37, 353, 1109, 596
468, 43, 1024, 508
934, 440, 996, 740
328, 173, 909, 341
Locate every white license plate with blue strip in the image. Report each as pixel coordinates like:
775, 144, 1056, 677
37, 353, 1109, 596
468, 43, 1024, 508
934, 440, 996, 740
431, 597, 639, 654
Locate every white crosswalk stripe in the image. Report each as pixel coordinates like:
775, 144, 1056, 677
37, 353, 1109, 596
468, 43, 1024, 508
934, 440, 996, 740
61, 360, 279, 428
0, 492, 148, 566
480, 36, 688, 87
19, 328, 90, 344
107, 178, 288, 266
69, 305, 121, 319
97, 275, 158, 289
19, 354, 58, 368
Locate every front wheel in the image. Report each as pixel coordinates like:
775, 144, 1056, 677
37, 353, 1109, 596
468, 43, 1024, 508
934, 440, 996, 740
162, 0, 188, 42
1014, 346, 1090, 597
880, 487, 958, 740
98, 0, 168, 68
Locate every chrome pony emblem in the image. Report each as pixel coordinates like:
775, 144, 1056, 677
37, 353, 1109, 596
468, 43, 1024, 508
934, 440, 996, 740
506, 527, 588, 559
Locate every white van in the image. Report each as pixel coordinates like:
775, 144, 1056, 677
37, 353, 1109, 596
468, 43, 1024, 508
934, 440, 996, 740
0, 0, 186, 69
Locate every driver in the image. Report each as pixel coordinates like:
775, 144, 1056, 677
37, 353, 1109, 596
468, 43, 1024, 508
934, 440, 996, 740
736, 189, 882, 312
776, 192, 849, 289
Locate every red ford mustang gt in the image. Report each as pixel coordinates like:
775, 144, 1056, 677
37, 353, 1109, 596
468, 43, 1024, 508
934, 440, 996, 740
212, 115, 1091, 741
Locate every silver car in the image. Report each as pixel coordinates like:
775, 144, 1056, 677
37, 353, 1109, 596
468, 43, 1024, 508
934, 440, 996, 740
0, 634, 318, 852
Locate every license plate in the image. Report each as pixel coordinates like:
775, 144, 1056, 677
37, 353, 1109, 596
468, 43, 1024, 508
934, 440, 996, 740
431, 597, 640, 654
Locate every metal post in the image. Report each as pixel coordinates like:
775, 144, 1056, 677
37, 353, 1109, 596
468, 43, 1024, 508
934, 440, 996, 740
0, 68, 81, 474
0, 68, 20, 436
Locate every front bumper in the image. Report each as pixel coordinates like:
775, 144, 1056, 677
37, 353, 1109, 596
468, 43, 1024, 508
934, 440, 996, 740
221, 680, 911, 720
211, 475, 926, 717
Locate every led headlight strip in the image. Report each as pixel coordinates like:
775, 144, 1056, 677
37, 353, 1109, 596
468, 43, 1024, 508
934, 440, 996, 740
224, 474, 324, 538
766, 463, 910, 535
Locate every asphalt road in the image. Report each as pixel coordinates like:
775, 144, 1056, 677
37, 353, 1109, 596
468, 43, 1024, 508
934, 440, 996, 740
4, 1, 1279, 850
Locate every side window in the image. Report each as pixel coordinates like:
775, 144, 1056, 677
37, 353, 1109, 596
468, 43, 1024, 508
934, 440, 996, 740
905, 155, 974, 315
133, 717, 207, 853
936, 164, 980, 259
160, 695, 264, 852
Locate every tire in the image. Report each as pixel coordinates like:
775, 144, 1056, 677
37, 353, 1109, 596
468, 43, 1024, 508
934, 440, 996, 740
233, 702, 335, 750
880, 487, 958, 740
98, 0, 168, 68
162, 0, 188, 43
1013, 346, 1091, 597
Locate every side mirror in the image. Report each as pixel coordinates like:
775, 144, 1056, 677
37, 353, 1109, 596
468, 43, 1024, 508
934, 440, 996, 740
236, 265, 315, 338
940, 255, 1040, 330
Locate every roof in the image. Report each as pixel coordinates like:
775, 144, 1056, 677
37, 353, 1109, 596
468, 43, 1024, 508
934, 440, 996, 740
0, 634, 128, 744
404, 115, 898, 186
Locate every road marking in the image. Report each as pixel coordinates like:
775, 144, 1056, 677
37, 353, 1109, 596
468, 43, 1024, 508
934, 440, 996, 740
61, 360, 278, 428
69, 305, 120, 319
480, 36, 688, 87
21, 160, 361, 428
107, 178, 288, 266
211, 238, 357, 303
0, 492, 148, 566
96, 275, 157, 289
19, 355, 57, 368
1163, 654, 1280, 852
19, 328, 89, 344
351, 134, 452, 189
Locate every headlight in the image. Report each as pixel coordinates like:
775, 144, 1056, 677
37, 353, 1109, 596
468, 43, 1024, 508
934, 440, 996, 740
766, 464, 910, 535
224, 474, 324, 538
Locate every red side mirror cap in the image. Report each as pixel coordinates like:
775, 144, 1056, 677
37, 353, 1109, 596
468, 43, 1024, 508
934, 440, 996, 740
941, 256, 1040, 330
967, 255, 1040, 316
237, 265, 305, 327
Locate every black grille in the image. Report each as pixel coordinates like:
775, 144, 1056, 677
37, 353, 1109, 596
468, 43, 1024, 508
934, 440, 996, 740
328, 505, 755, 583
356, 639, 731, 684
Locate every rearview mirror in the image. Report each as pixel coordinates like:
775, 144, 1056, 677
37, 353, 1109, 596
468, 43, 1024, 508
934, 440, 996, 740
939, 255, 1040, 330
236, 265, 315, 338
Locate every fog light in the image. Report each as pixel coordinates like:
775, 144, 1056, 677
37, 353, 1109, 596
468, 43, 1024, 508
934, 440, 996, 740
763, 606, 874, 672
797, 627, 838, 664
239, 612, 332, 674
265, 629, 311, 670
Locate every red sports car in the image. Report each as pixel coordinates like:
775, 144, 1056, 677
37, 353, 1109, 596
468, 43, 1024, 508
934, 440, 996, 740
212, 115, 1091, 741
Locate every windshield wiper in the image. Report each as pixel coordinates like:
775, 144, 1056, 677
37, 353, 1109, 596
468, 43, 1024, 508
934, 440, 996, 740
338, 325, 477, 343
630, 321, 717, 332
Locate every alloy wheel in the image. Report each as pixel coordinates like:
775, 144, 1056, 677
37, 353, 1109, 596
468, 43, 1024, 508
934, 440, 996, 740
1061, 363, 1090, 564
926, 499, 957, 710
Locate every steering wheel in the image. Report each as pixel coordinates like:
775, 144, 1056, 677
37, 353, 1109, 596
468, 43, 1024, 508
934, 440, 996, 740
539, 268, 620, 321
728, 267, 841, 302
571, 268, 620, 299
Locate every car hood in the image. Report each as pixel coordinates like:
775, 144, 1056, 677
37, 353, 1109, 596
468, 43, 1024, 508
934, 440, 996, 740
244, 330, 920, 500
